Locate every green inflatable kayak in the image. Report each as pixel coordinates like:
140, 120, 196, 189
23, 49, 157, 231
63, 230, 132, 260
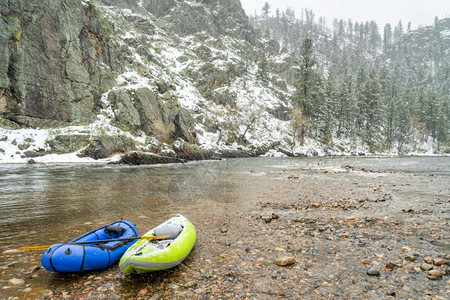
119, 214, 196, 273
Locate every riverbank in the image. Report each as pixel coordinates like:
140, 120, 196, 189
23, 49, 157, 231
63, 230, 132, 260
1, 157, 449, 299
1, 122, 444, 165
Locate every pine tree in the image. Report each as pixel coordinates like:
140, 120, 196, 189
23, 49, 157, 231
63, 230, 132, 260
382, 69, 400, 149
417, 85, 428, 134
291, 38, 324, 144
262, 2, 271, 19
383, 23, 392, 54
257, 52, 269, 83
360, 68, 384, 150
368, 21, 381, 53
395, 86, 411, 154
355, 65, 368, 131
322, 70, 338, 143
336, 73, 356, 138
436, 99, 449, 149
423, 90, 442, 141
347, 19, 354, 41
393, 20, 403, 41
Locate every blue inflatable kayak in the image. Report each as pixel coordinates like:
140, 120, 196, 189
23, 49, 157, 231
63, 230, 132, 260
41, 220, 139, 272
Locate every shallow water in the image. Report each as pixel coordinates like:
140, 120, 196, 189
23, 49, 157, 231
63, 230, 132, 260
0, 156, 449, 298
1, 156, 448, 251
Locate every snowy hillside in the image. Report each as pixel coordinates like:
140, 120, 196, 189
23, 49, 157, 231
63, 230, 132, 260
0, 0, 447, 163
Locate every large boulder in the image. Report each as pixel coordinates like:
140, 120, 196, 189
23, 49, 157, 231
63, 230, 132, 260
109, 86, 195, 142
172, 143, 216, 160
79, 135, 136, 159
173, 107, 196, 142
118, 151, 186, 165
133, 87, 164, 135
47, 135, 90, 154
195, 45, 213, 61
108, 89, 142, 133
266, 40, 280, 55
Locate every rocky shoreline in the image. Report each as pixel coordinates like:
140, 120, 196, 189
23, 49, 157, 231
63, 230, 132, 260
1, 160, 449, 299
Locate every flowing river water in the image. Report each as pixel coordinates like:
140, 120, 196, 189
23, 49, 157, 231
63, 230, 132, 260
0, 156, 449, 299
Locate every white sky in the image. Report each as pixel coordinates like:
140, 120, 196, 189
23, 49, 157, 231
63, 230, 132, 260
240, 0, 450, 29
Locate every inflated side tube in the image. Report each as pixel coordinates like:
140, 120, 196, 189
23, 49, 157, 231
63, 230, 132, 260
41, 220, 138, 272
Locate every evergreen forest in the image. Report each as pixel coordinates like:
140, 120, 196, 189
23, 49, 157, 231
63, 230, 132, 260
251, 4, 450, 153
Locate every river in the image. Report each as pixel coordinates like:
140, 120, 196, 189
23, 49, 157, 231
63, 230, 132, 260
0, 156, 449, 299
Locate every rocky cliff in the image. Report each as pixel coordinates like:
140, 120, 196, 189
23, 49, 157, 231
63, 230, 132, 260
0, 0, 259, 129
0, 0, 123, 128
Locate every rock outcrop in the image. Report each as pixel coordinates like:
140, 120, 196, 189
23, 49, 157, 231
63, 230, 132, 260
108, 87, 195, 142
135, 0, 256, 44
118, 151, 186, 165
79, 135, 136, 159
0, 0, 121, 127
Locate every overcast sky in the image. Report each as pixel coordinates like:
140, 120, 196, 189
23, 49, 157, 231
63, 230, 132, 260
240, 0, 450, 29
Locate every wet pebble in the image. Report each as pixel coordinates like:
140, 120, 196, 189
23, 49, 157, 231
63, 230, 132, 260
2, 249, 22, 255
261, 213, 279, 223
40, 289, 53, 297
427, 270, 443, 280
406, 255, 417, 262
22, 287, 32, 293
138, 288, 148, 296
385, 262, 395, 271
8, 278, 25, 286
401, 247, 412, 253
167, 284, 181, 290
184, 281, 197, 289
5, 261, 19, 267
29, 266, 40, 274
420, 263, 433, 271
275, 256, 295, 266
433, 258, 446, 266
367, 267, 380, 276
423, 256, 433, 264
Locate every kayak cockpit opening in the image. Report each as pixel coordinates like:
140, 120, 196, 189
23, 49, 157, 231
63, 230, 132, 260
153, 222, 183, 239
